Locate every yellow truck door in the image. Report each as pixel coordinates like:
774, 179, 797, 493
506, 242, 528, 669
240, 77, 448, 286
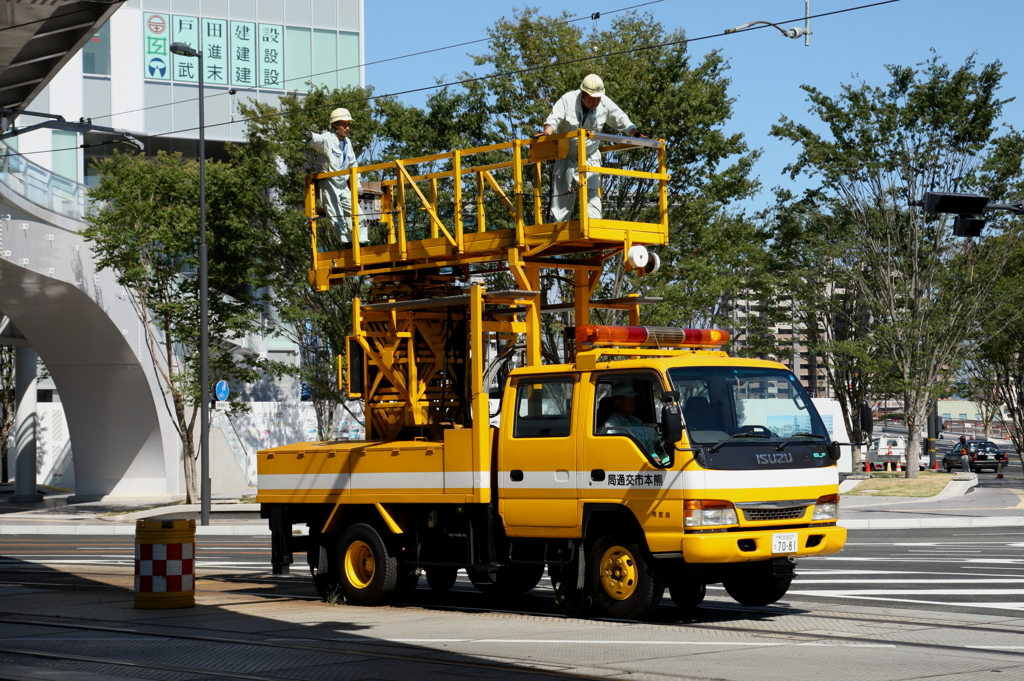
582, 372, 675, 515
499, 374, 580, 530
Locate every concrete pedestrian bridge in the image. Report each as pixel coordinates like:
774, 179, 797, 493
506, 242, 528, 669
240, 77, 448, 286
0, 141, 178, 498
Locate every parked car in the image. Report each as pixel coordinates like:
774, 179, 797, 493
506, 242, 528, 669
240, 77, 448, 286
865, 436, 909, 471
942, 439, 1007, 473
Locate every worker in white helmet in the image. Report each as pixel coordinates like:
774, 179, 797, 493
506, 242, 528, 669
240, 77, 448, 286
541, 74, 645, 222
304, 107, 363, 246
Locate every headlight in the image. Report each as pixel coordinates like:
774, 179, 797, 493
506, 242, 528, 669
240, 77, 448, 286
685, 500, 738, 527
812, 494, 839, 520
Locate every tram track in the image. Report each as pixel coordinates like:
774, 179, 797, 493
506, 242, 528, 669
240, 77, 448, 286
3, 603, 1023, 675
4, 569, 1024, 640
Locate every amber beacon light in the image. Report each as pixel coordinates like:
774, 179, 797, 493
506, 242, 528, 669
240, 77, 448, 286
575, 325, 730, 348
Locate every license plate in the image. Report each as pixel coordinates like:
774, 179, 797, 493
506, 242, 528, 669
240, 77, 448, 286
772, 532, 798, 554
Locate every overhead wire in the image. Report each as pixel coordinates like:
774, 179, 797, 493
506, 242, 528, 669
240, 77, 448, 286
81, 1, 664, 125
4, 0, 903, 159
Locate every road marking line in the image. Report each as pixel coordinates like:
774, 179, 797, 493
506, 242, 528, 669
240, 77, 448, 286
1007, 489, 1024, 509
258, 638, 895, 648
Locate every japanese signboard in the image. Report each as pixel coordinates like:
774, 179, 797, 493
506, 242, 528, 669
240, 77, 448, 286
171, 15, 199, 82
229, 20, 256, 88
143, 13, 170, 80
201, 19, 229, 85
258, 24, 283, 88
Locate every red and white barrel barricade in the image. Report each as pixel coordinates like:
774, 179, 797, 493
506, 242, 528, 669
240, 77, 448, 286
134, 519, 196, 609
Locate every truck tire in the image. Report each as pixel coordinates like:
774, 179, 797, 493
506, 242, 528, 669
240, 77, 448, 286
426, 566, 459, 591
468, 564, 545, 595
723, 570, 792, 607
668, 579, 706, 609
335, 523, 399, 606
589, 532, 665, 620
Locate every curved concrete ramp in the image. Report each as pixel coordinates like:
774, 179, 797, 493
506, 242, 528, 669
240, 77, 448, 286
0, 146, 177, 499
0, 258, 169, 498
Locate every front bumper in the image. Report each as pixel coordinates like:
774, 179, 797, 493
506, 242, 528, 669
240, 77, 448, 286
681, 524, 847, 563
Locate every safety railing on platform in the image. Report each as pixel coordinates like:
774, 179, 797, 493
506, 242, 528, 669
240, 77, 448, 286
306, 130, 668, 287
0, 139, 89, 221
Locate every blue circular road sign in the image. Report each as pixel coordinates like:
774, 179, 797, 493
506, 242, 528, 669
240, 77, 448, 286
215, 380, 230, 402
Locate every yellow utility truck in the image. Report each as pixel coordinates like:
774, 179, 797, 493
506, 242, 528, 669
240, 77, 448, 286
257, 131, 847, 619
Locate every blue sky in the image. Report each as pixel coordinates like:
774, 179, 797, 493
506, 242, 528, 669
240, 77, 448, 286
363, 0, 1024, 211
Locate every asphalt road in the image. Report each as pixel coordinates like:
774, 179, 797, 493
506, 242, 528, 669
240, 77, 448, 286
4, 532, 1024, 681
3, 529, 1023, 618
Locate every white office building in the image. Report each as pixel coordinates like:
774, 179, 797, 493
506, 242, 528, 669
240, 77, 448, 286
13, 0, 364, 185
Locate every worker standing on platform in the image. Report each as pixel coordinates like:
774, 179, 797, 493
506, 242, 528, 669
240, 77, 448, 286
304, 107, 361, 245
541, 74, 645, 222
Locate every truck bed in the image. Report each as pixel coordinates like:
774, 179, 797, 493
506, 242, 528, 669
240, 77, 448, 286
256, 428, 486, 505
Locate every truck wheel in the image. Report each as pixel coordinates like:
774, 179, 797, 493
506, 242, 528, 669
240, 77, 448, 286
426, 566, 459, 591
335, 523, 399, 606
589, 532, 665, 620
668, 579, 706, 609
723, 569, 792, 607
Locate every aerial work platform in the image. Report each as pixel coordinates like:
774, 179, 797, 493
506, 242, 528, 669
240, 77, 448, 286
306, 129, 669, 290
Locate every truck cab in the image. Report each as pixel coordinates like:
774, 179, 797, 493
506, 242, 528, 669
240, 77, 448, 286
497, 352, 845, 617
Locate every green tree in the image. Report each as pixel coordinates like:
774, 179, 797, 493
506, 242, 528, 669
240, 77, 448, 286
471, 7, 760, 331
772, 54, 1024, 477
84, 151, 276, 502
231, 82, 499, 439
765, 191, 888, 470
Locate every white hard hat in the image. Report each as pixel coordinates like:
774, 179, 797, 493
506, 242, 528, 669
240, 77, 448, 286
611, 384, 638, 398
330, 107, 352, 124
580, 74, 605, 96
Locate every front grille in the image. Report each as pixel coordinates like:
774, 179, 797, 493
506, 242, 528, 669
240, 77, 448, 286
743, 506, 807, 521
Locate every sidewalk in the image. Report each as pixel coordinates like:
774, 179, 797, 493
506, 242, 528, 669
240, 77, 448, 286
838, 474, 1024, 529
2, 477, 1023, 534
0, 496, 271, 535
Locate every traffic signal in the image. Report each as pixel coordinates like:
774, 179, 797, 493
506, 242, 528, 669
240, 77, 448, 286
953, 214, 985, 237
921, 192, 989, 214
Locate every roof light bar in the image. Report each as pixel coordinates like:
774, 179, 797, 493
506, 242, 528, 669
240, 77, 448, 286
575, 325, 730, 348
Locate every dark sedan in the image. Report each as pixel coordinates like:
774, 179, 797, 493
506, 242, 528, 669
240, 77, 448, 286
942, 440, 1007, 473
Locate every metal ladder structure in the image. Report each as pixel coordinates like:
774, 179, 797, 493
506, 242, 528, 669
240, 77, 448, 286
305, 131, 670, 447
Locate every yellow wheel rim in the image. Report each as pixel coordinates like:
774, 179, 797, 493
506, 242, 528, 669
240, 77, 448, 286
599, 545, 638, 601
344, 540, 375, 589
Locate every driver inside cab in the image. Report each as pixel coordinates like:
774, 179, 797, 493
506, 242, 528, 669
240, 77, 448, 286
606, 384, 669, 465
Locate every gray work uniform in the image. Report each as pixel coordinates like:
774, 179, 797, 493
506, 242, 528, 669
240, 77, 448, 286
960, 449, 972, 473
306, 131, 360, 243
543, 90, 637, 222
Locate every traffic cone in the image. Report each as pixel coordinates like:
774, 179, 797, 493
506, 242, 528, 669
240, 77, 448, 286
884, 461, 891, 472
932, 457, 940, 471
997, 461, 1004, 479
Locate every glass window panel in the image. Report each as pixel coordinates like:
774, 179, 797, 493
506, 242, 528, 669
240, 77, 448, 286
285, 26, 311, 91
312, 29, 337, 90
338, 31, 359, 88
83, 21, 111, 75
51, 131, 78, 181
513, 380, 573, 438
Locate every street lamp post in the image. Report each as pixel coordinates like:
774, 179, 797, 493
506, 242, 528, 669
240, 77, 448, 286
170, 42, 210, 526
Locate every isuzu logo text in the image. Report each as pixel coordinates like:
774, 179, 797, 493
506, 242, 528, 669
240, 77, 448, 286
756, 452, 793, 465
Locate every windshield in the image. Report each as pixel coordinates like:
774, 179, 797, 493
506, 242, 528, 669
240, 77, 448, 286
669, 366, 830, 446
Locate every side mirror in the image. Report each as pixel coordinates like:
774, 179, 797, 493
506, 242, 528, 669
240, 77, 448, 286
659, 398, 682, 469
826, 441, 842, 463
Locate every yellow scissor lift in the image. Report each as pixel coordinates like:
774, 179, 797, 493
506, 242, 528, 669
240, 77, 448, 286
307, 130, 669, 453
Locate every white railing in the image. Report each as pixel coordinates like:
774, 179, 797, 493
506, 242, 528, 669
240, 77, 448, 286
0, 140, 89, 221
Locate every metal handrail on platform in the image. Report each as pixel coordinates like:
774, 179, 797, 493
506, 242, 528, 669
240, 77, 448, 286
306, 130, 669, 289
0, 139, 89, 222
